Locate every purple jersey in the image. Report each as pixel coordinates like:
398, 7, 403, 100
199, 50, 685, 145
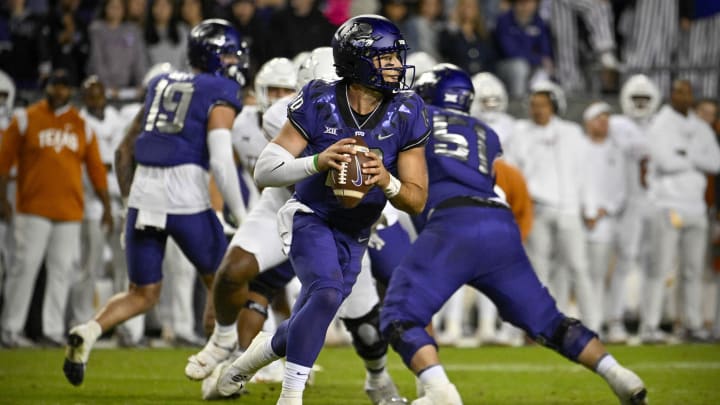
288, 79, 430, 233
424, 105, 503, 211
134, 72, 243, 169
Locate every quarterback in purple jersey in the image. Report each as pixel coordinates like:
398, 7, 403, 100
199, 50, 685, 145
379, 63, 648, 405
63, 19, 248, 387
214, 14, 430, 404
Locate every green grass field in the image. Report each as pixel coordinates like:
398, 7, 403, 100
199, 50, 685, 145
1, 344, 719, 404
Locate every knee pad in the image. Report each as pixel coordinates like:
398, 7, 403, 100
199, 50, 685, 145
381, 319, 436, 368
243, 298, 268, 318
341, 304, 387, 363
535, 317, 597, 361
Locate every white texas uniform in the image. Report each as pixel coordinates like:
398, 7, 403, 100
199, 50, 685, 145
606, 114, 651, 328
230, 94, 379, 319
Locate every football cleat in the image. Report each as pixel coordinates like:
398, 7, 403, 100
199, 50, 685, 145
605, 364, 648, 405
411, 382, 463, 405
63, 329, 91, 386
185, 338, 237, 380
217, 331, 279, 397
365, 371, 408, 405
201, 357, 245, 400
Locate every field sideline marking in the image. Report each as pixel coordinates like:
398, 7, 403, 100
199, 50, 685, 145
389, 362, 720, 372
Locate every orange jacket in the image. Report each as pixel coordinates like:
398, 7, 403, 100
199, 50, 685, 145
0, 100, 107, 221
495, 159, 533, 241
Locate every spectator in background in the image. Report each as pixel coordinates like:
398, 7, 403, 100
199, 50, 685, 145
378, 0, 411, 34
692, 98, 719, 341
266, 0, 337, 60
229, 0, 270, 79
439, 0, 497, 75
180, 0, 203, 28
580, 101, 627, 333
0, 69, 112, 348
48, 0, 91, 87
0, 70, 16, 310
494, 0, 553, 99
145, 0, 189, 70
548, 0, 618, 94
404, 0, 444, 62
678, 1, 720, 98
643, 79, 720, 343
619, 0, 678, 96
0, 0, 52, 92
71, 76, 124, 330
503, 80, 597, 331
88, 0, 149, 100
126, 0, 148, 28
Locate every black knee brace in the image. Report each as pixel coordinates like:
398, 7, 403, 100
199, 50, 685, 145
341, 304, 388, 362
535, 317, 597, 361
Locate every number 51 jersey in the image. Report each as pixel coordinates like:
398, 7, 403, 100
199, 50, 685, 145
134, 71, 243, 169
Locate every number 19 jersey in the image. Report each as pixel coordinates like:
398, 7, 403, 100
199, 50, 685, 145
134, 72, 243, 169
128, 72, 242, 215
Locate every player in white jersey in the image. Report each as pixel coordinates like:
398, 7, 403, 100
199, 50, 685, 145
195, 47, 407, 404
642, 80, 720, 343
605, 74, 660, 343
470, 72, 516, 147
580, 101, 629, 333
504, 80, 598, 329
467, 71, 526, 346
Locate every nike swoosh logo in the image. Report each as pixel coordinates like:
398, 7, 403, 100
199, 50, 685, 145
358, 237, 369, 243
352, 158, 363, 187
295, 372, 308, 376
377, 133, 394, 140
271, 162, 285, 172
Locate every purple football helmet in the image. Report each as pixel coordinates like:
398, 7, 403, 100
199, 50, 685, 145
332, 14, 414, 94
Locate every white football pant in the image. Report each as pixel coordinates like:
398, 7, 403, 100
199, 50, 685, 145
0, 214, 80, 340
643, 207, 708, 332
526, 205, 598, 330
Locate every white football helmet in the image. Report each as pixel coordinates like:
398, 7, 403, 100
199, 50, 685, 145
471, 72, 508, 113
143, 62, 174, 88
406, 51, 438, 79
255, 57, 298, 111
620, 74, 661, 120
530, 79, 566, 115
0, 69, 16, 123
296, 47, 339, 90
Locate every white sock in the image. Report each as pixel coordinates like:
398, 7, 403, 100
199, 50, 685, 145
86, 320, 102, 344
213, 322, 237, 343
282, 362, 311, 392
595, 354, 619, 379
418, 364, 450, 386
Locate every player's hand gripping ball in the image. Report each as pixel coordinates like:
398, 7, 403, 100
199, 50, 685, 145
330, 135, 373, 208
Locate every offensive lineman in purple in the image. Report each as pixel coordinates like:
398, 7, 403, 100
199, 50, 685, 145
379, 64, 649, 405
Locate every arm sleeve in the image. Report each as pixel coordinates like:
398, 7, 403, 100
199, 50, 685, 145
208, 128, 246, 221
253, 142, 318, 188
84, 130, 109, 192
688, 124, 720, 174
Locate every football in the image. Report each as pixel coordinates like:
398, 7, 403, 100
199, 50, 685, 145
330, 135, 373, 208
